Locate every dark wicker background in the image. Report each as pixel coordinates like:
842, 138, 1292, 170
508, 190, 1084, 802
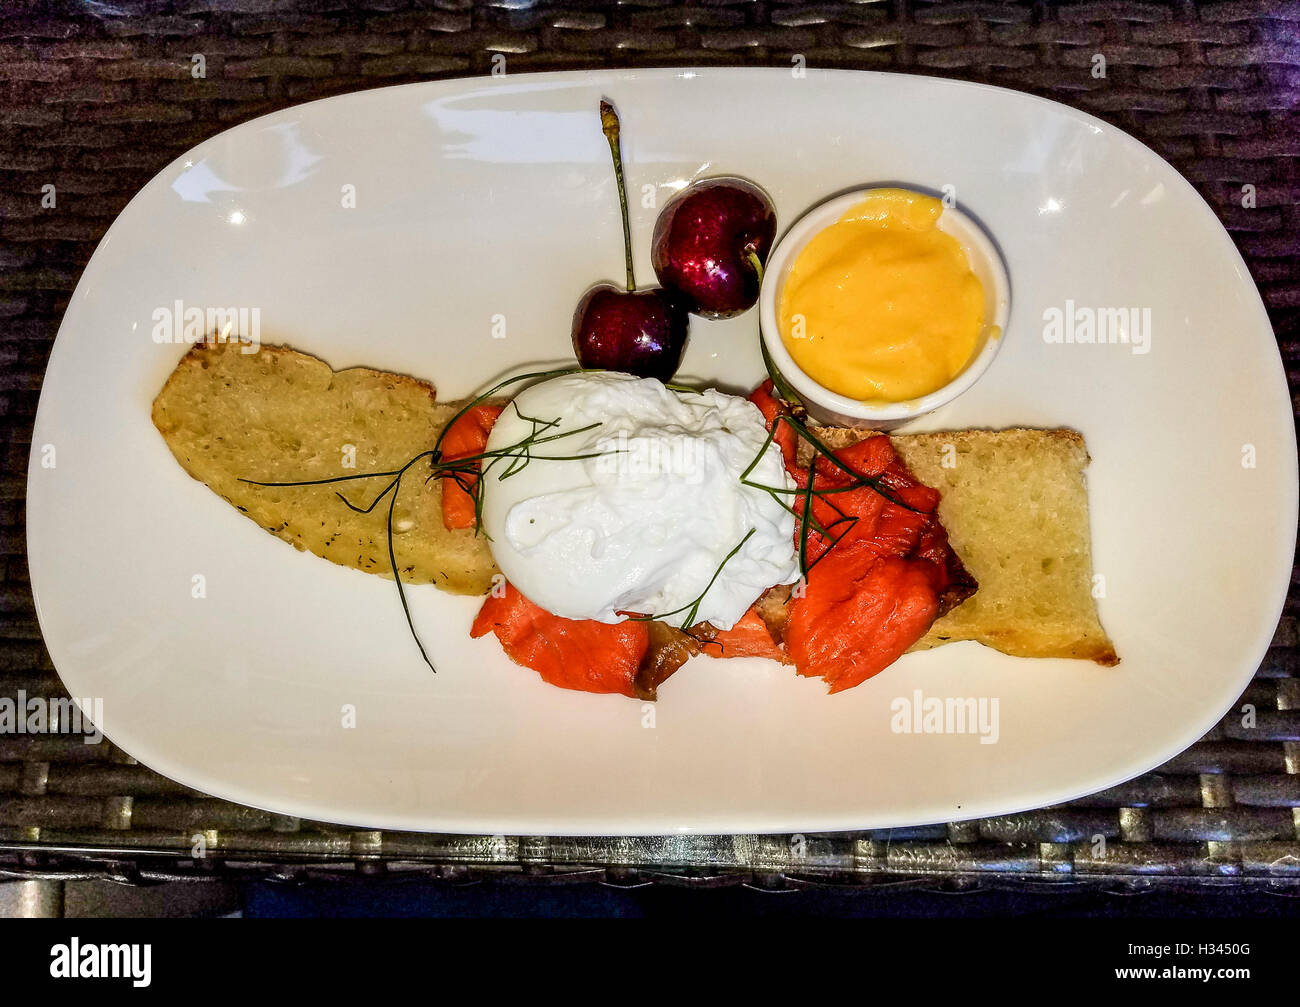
0, 0, 1297, 891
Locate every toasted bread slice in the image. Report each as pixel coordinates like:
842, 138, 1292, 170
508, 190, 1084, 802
805, 427, 1117, 665
151, 340, 498, 594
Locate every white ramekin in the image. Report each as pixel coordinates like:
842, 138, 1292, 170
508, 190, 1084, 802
758, 187, 1011, 429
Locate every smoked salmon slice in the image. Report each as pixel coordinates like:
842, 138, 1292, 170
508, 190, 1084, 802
786, 553, 940, 693
754, 389, 977, 693
691, 605, 786, 662
470, 582, 700, 699
471, 581, 649, 697
439, 403, 504, 530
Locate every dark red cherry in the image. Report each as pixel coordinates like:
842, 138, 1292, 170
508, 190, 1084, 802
572, 284, 689, 382
651, 177, 777, 319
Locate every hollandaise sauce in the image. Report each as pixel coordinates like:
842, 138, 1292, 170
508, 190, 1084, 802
778, 188, 985, 403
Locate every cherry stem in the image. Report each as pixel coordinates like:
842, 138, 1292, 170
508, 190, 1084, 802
600, 99, 636, 293
746, 248, 765, 282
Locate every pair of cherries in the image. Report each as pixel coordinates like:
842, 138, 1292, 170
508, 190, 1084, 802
572, 101, 777, 382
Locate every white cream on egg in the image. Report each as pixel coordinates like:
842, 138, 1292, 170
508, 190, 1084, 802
479, 371, 799, 630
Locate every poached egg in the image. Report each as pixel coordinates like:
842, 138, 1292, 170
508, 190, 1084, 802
479, 372, 799, 630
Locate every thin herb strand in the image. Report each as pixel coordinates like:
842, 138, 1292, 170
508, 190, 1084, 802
797, 463, 814, 574
625, 528, 757, 630
335, 475, 400, 515
385, 466, 435, 673
239, 457, 429, 489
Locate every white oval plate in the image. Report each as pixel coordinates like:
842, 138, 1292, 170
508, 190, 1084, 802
27, 68, 1296, 836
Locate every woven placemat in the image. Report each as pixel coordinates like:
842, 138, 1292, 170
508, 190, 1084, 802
1, 0, 1297, 890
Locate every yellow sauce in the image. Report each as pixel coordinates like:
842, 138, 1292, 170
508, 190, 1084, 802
778, 188, 984, 403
